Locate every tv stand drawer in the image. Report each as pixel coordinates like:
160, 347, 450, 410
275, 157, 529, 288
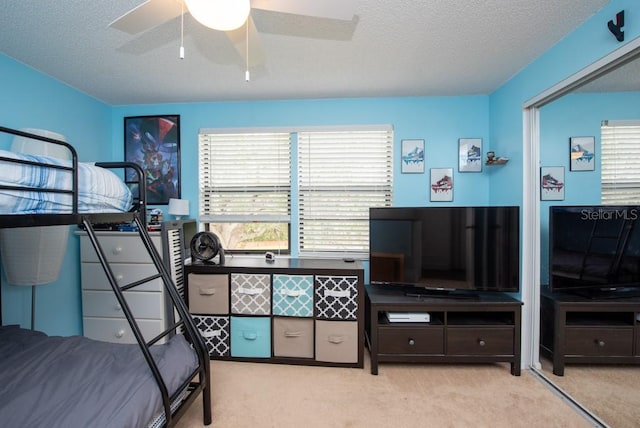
378, 326, 444, 354
565, 327, 633, 356
447, 327, 514, 355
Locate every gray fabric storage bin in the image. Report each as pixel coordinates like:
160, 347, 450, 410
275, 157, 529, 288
188, 273, 229, 314
315, 320, 358, 363
273, 317, 314, 358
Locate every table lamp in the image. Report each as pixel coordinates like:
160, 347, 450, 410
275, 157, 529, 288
168, 198, 189, 220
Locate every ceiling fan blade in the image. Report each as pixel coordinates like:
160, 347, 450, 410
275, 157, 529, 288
226, 16, 265, 67
251, 0, 356, 21
109, 0, 184, 34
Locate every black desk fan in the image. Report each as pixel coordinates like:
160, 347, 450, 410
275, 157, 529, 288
190, 232, 225, 264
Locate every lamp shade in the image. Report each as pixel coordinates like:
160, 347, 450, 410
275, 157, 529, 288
1, 226, 69, 285
11, 128, 70, 159
168, 198, 189, 220
0, 129, 70, 286
185, 0, 250, 31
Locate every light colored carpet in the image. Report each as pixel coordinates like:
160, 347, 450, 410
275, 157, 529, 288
177, 356, 591, 428
540, 358, 640, 428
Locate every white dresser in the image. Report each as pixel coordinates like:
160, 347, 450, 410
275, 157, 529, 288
78, 231, 168, 344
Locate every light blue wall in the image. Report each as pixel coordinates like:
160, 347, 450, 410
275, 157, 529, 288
489, 0, 640, 206
112, 96, 492, 212
0, 54, 111, 335
489, 0, 640, 288
2, 56, 492, 334
2, 0, 640, 336
539, 91, 640, 284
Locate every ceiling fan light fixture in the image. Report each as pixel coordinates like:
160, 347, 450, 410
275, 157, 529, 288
185, 0, 251, 31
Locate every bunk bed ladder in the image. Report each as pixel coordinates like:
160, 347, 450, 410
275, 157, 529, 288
81, 214, 211, 427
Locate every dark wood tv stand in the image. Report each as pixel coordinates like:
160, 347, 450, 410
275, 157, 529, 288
540, 289, 640, 376
365, 284, 522, 376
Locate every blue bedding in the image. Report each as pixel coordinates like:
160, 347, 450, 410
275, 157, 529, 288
0, 149, 132, 214
0, 326, 198, 428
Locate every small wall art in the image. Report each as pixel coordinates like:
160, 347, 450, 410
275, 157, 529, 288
458, 138, 483, 172
540, 166, 565, 201
569, 136, 595, 171
124, 115, 181, 205
430, 167, 454, 202
401, 139, 425, 173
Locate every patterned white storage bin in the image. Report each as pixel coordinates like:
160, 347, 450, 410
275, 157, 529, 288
272, 274, 314, 317
230, 273, 271, 315
193, 315, 230, 358
315, 275, 358, 320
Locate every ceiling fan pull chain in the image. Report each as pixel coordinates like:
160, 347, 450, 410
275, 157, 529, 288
245, 17, 250, 82
180, 0, 185, 59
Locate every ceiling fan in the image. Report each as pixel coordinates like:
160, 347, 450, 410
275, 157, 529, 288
109, 0, 357, 70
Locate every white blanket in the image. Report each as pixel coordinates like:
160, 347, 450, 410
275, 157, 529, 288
0, 149, 132, 214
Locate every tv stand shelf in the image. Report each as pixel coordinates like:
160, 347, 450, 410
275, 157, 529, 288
365, 284, 522, 376
540, 290, 640, 376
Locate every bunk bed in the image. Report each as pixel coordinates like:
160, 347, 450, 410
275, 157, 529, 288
0, 126, 211, 427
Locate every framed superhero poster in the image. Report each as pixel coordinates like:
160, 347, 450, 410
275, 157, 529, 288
124, 115, 181, 205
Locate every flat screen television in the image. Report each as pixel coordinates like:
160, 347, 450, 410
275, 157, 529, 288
549, 205, 640, 297
369, 206, 520, 294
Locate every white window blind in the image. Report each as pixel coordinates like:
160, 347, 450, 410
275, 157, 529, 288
601, 120, 640, 204
298, 128, 393, 254
199, 132, 291, 221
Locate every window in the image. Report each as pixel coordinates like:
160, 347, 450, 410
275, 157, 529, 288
601, 120, 640, 204
198, 126, 393, 256
199, 131, 291, 252
298, 129, 393, 255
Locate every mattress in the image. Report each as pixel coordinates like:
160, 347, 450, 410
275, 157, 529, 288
0, 149, 132, 214
0, 325, 198, 428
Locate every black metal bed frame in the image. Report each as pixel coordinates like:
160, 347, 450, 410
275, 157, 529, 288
0, 126, 211, 427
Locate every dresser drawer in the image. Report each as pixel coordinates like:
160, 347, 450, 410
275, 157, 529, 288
79, 234, 161, 263
378, 326, 444, 355
82, 290, 164, 319
447, 327, 514, 355
566, 327, 633, 356
81, 263, 163, 292
188, 273, 229, 314
83, 318, 164, 344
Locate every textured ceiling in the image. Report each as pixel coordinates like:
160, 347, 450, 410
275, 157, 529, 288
0, 0, 611, 105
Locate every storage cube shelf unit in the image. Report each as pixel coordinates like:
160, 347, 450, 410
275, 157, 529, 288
185, 258, 365, 368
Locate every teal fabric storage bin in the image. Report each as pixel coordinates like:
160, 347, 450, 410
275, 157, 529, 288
272, 274, 313, 317
230, 316, 271, 358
